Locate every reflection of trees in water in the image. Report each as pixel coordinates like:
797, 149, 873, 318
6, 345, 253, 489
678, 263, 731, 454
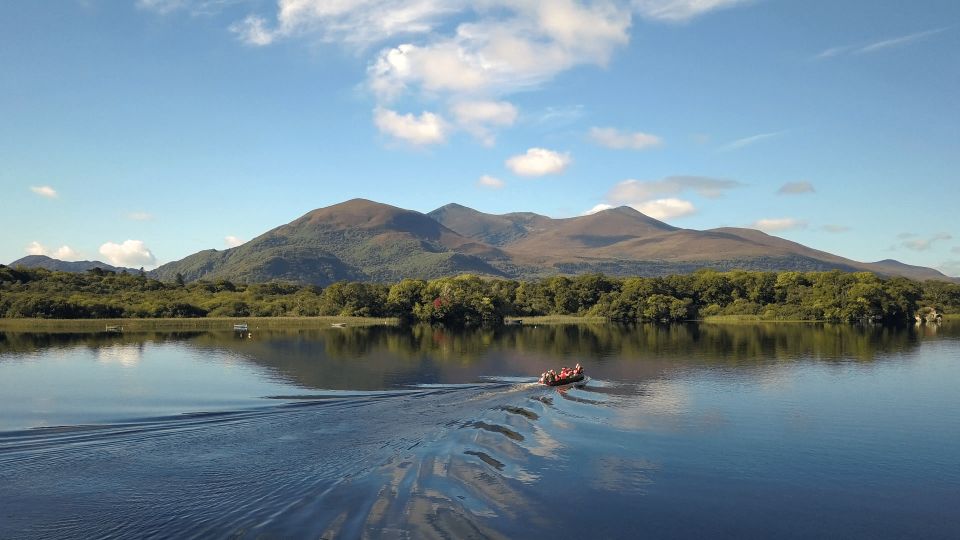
1, 323, 950, 390
0, 331, 206, 354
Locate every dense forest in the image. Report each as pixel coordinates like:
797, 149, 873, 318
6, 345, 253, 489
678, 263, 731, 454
1, 265, 958, 325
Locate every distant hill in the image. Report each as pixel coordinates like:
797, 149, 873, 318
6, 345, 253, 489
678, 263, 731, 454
16, 200, 955, 285
150, 199, 507, 284
8, 255, 138, 274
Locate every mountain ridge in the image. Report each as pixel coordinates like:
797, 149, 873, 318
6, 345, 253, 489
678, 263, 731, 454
8, 255, 139, 275
8, 200, 956, 284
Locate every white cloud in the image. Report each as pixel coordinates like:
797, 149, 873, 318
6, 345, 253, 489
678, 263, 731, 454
367, 2, 631, 104
26, 241, 82, 261
127, 211, 154, 221
227, 1, 756, 146
635, 198, 696, 220
749, 218, 808, 233
777, 181, 815, 195
505, 148, 571, 177
30, 186, 58, 198
902, 233, 952, 252
816, 28, 948, 59
718, 131, 783, 151
373, 107, 447, 145
225, 235, 245, 248
99, 240, 157, 268
583, 203, 616, 215
607, 176, 742, 203
451, 100, 518, 145
589, 127, 662, 150
477, 175, 505, 189
632, 0, 752, 22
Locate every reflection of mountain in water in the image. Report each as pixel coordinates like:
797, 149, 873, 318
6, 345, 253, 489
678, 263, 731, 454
7, 323, 940, 391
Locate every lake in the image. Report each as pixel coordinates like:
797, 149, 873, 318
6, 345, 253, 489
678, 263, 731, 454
1, 322, 958, 539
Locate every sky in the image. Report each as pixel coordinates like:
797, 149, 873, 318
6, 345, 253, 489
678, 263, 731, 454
1, 0, 958, 275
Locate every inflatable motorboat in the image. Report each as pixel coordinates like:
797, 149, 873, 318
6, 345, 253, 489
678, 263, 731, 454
541, 373, 585, 386
539, 364, 586, 386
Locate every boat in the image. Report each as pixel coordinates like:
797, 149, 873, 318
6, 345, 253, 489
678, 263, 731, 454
539, 364, 586, 386
542, 373, 585, 386
331, 323, 347, 328
233, 323, 248, 331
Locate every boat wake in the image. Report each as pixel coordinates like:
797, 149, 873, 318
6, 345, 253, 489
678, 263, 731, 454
0, 380, 622, 539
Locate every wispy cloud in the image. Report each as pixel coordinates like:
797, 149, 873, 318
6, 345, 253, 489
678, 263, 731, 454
822, 224, 850, 233
609, 176, 743, 201
451, 101, 518, 146
858, 27, 948, 54
939, 261, 960, 278
127, 211, 154, 221
536, 105, 586, 127
816, 27, 948, 59
477, 175, 505, 189
718, 131, 783, 151
633, 0, 753, 22
30, 185, 58, 198
777, 181, 814, 195
953, 246, 960, 255
749, 218, 808, 233
589, 127, 663, 150
587, 175, 743, 221
137, 0, 241, 16
901, 232, 952, 251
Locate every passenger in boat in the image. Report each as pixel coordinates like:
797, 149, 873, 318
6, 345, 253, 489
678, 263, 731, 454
575, 363, 583, 375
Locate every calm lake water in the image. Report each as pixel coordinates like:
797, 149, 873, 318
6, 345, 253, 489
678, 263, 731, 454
1, 323, 958, 539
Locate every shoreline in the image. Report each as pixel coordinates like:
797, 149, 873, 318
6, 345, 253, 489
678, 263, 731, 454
0, 314, 944, 333
0, 316, 398, 333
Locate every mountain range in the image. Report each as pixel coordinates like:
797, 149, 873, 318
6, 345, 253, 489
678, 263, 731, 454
8, 255, 139, 275
9, 199, 956, 284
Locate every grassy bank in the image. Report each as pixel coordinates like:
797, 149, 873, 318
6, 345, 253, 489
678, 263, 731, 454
505, 315, 608, 325
700, 315, 820, 323
0, 316, 397, 333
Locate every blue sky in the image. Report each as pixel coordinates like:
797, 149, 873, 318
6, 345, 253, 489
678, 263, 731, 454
1, 0, 958, 275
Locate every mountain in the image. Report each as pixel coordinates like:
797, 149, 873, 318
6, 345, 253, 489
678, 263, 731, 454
428, 204, 957, 282
42, 198, 951, 286
150, 199, 508, 284
8, 255, 138, 274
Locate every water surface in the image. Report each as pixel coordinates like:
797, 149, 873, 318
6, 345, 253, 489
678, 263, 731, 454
1, 323, 958, 538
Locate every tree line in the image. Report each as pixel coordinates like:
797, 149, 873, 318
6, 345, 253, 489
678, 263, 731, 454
1, 265, 958, 325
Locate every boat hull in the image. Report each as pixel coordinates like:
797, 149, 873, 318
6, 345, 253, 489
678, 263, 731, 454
542, 374, 585, 386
